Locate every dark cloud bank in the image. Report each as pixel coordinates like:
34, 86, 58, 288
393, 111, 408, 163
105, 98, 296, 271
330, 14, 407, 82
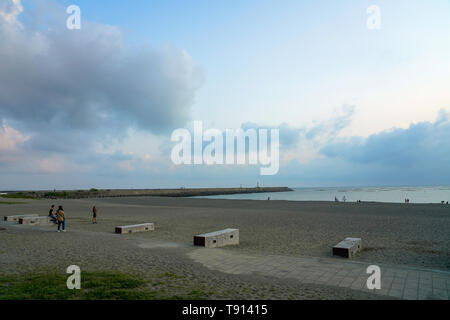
321, 110, 450, 170
240, 109, 450, 186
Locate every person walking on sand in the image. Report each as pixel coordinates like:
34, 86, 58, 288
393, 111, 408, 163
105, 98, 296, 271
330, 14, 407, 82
56, 205, 66, 232
92, 205, 97, 224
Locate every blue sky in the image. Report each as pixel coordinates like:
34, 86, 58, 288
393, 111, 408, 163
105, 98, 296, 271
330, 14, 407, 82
0, 0, 449, 189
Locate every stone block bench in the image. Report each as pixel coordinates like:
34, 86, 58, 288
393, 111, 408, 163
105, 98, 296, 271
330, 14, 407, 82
19, 216, 55, 226
115, 223, 154, 234
4, 214, 39, 222
194, 228, 239, 248
332, 237, 362, 258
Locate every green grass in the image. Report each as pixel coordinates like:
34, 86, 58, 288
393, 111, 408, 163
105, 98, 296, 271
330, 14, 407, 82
0, 201, 25, 205
0, 271, 152, 300
0, 271, 213, 300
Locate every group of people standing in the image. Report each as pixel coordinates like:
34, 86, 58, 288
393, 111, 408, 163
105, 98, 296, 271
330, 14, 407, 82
48, 205, 66, 232
48, 205, 98, 232
334, 196, 347, 202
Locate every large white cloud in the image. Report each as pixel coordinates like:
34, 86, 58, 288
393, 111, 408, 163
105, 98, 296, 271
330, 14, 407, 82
0, 0, 203, 176
0, 122, 28, 153
0, 0, 203, 134
0, 0, 23, 26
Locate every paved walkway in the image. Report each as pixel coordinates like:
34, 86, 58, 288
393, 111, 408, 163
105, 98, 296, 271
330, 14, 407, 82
188, 248, 450, 300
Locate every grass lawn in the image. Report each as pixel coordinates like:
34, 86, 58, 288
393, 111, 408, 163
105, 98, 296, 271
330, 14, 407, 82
0, 193, 36, 200
0, 271, 212, 300
0, 201, 25, 205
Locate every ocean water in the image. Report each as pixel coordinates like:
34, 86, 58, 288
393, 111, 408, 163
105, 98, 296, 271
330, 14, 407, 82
196, 186, 450, 204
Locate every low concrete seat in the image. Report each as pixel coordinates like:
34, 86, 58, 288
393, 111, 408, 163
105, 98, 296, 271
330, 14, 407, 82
332, 237, 362, 258
115, 223, 154, 234
4, 214, 39, 222
194, 228, 239, 248
19, 216, 54, 226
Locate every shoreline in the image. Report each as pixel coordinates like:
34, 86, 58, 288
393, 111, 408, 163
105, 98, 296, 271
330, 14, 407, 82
193, 197, 450, 205
1, 195, 449, 206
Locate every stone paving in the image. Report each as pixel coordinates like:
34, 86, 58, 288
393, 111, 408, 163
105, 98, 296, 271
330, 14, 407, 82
188, 248, 450, 300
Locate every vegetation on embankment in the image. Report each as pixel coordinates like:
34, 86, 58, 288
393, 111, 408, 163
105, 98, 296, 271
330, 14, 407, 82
0, 201, 25, 205
1, 187, 293, 200
0, 192, 36, 199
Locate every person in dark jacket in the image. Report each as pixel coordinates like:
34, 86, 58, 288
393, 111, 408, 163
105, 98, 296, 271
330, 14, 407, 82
48, 205, 57, 223
92, 206, 97, 224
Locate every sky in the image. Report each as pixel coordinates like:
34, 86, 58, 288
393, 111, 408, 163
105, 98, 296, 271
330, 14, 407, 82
0, 0, 449, 190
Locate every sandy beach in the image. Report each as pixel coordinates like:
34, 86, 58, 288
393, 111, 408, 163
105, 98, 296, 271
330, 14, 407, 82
1, 197, 449, 299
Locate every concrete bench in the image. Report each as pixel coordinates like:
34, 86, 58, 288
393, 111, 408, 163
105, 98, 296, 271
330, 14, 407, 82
19, 216, 55, 226
194, 228, 239, 248
4, 214, 39, 222
332, 237, 362, 258
115, 223, 154, 234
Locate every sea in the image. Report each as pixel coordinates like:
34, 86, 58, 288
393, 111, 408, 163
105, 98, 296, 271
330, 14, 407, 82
195, 186, 450, 204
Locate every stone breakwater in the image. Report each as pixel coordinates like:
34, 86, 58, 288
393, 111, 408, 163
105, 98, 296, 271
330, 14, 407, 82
4, 187, 293, 199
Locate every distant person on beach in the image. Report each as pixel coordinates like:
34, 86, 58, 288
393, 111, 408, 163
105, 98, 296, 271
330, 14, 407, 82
342, 196, 347, 202
92, 206, 97, 224
56, 206, 66, 232
334, 197, 339, 202
48, 205, 57, 222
